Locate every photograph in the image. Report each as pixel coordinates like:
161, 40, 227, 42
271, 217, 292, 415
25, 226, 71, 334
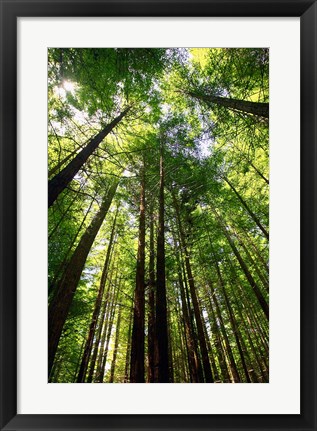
48, 47, 269, 384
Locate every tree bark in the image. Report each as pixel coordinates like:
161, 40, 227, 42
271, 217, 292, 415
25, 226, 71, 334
173, 192, 213, 382
48, 108, 129, 208
154, 144, 169, 383
109, 304, 122, 382
173, 230, 201, 383
124, 305, 133, 383
147, 205, 156, 383
76, 208, 118, 382
187, 91, 269, 118
48, 181, 118, 376
217, 218, 269, 320
224, 177, 269, 240
130, 165, 146, 383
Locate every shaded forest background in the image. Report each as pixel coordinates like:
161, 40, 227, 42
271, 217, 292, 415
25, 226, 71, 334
48, 48, 269, 383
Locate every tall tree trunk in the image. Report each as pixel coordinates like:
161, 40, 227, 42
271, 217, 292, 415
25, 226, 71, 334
213, 208, 269, 320
208, 280, 241, 383
250, 161, 269, 185
96, 276, 120, 382
154, 144, 169, 383
187, 91, 269, 118
224, 228, 269, 320
147, 205, 156, 383
224, 177, 269, 240
109, 304, 122, 382
76, 209, 118, 382
213, 259, 251, 383
48, 196, 94, 300
124, 305, 134, 383
124, 305, 133, 383
48, 108, 129, 207
86, 262, 115, 383
130, 165, 146, 383
173, 230, 201, 383
48, 181, 118, 376
48, 146, 80, 178
48, 185, 83, 240
173, 192, 213, 382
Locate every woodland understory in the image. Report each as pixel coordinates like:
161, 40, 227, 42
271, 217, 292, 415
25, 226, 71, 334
48, 48, 269, 383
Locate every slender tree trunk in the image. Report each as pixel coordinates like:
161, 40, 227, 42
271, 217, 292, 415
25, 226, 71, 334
173, 231, 201, 383
130, 165, 146, 383
48, 146, 80, 178
224, 177, 269, 240
154, 144, 169, 383
48, 181, 118, 376
208, 281, 241, 383
48, 108, 129, 207
236, 235, 269, 291
173, 193, 213, 382
212, 208, 269, 320
86, 262, 115, 383
187, 91, 269, 118
96, 277, 120, 382
94, 272, 115, 382
250, 162, 269, 185
224, 228, 269, 320
109, 304, 122, 382
48, 186, 83, 239
124, 305, 133, 383
76, 209, 118, 382
147, 205, 156, 383
214, 260, 251, 383
48, 197, 94, 300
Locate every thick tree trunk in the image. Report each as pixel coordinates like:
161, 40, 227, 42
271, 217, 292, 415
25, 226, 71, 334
224, 177, 269, 240
130, 165, 146, 383
48, 181, 118, 376
154, 145, 169, 383
48, 108, 129, 207
187, 91, 269, 118
76, 209, 118, 382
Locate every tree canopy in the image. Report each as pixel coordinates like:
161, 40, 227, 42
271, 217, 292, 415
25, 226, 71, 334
48, 48, 269, 383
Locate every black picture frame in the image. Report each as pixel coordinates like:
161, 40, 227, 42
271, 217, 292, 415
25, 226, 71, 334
0, 1, 316, 430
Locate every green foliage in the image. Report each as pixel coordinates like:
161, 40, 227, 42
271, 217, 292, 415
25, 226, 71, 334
48, 48, 269, 383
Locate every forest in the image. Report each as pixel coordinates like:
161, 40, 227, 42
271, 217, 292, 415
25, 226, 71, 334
48, 48, 269, 383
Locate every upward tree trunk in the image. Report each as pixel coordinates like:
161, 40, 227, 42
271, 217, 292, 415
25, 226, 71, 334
215, 212, 269, 320
48, 107, 129, 208
130, 164, 146, 383
147, 205, 156, 383
173, 192, 213, 383
109, 304, 122, 383
187, 91, 269, 118
172, 227, 201, 383
154, 144, 169, 383
48, 181, 118, 376
224, 177, 269, 240
76, 208, 118, 382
